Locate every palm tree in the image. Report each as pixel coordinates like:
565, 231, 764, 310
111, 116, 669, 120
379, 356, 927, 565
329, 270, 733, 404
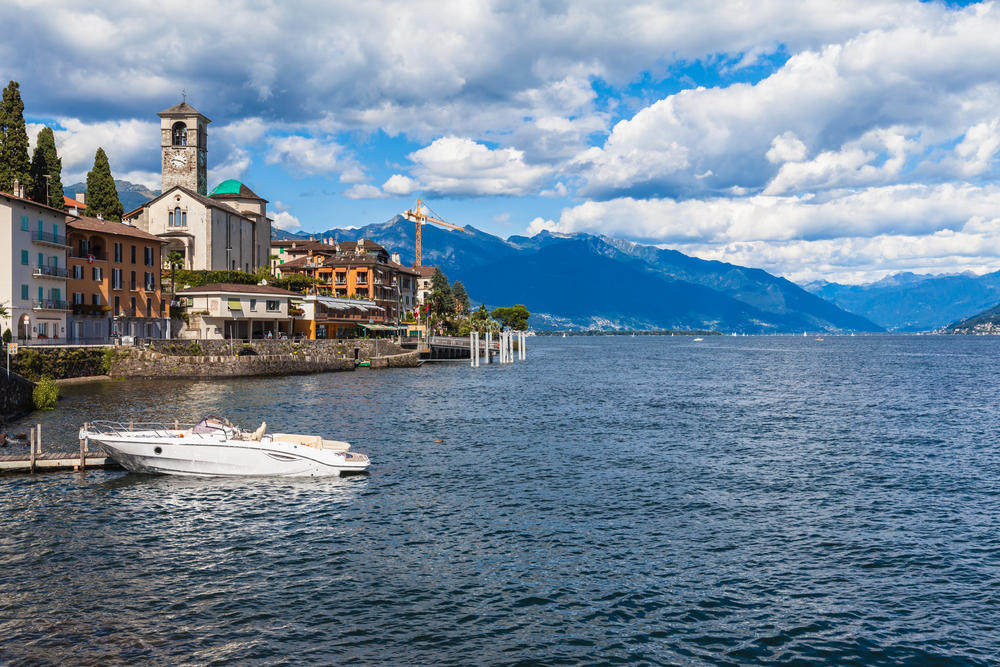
167, 251, 184, 296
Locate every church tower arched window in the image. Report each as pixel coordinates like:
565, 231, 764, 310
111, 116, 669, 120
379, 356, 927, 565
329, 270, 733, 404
171, 122, 187, 146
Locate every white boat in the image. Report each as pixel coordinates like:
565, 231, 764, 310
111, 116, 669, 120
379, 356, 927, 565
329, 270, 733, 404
80, 416, 370, 478
692, 337, 704, 342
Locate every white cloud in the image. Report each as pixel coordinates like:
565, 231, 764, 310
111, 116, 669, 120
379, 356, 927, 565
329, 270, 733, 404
265, 135, 364, 181
576, 4, 1000, 199
343, 184, 387, 200
47, 117, 159, 187
272, 210, 302, 231
404, 136, 552, 196
382, 174, 418, 196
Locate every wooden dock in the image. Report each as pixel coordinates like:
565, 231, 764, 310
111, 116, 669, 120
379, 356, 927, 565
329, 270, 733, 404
0, 423, 121, 474
0, 450, 120, 474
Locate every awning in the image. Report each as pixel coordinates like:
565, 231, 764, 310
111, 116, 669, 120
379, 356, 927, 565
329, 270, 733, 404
227, 298, 242, 310
315, 296, 385, 313
359, 323, 396, 331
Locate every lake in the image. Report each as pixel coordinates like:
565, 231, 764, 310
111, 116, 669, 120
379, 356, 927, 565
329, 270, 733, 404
1, 335, 999, 664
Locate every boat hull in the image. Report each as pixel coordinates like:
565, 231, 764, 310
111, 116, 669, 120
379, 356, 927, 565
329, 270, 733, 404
89, 434, 369, 478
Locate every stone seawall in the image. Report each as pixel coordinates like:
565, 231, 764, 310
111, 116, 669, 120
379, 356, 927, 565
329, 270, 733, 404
110, 339, 419, 379
1, 371, 35, 422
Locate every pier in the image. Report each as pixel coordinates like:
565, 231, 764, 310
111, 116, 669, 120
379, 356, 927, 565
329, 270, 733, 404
0, 423, 119, 474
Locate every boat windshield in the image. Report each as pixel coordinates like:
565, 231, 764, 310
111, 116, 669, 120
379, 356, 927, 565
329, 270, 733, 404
192, 416, 231, 434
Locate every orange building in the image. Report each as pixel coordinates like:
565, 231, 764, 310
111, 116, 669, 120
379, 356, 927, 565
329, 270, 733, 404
278, 239, 418, 324
66, 216, 169, 341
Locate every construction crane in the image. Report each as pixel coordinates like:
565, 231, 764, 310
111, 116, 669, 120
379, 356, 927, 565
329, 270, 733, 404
403, 198, 468, 268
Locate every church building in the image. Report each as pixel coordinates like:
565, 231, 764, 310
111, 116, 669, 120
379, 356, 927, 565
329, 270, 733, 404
124, 102, 271, 272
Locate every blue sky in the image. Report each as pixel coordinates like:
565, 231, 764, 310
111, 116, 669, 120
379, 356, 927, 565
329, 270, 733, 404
4, 0, 999, 283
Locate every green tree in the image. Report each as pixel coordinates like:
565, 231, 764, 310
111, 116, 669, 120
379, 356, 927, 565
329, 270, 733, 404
491, 304, 530, 330
430, 267, 455, 315
84, 147, 123, 221
33, 376, 59, 410
29, 126, 64, 208
452, 280, 470, 313
0, 80, 32, 195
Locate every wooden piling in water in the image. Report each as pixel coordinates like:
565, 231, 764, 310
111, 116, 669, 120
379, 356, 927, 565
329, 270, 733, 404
29, 428, 36, 474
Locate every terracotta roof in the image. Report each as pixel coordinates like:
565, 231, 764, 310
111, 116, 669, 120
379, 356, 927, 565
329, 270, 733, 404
124, 185, 246, 219
158, 101, 210, 121
0, 189, 74, 217
387, 260, 419, 276
414, 266, 437, 277
68, 216, 167, 243
64, 195, 85, 209
178, 283, 298, 296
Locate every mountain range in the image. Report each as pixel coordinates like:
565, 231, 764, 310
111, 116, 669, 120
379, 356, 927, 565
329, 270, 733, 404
806, 271, 1000, 331
65, 180, 161, 213
279, 215, 880, 333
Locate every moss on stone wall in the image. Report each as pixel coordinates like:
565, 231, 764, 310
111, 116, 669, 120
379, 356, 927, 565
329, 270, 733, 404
12, 348, 107, 381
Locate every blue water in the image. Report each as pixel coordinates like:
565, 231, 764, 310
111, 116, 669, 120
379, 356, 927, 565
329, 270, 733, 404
2, 335, 999, 664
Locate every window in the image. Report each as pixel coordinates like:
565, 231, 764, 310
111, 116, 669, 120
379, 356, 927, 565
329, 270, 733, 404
182, 211, 186, 225
249, 298, 257, 311
37, 252, 44, 267
114, 296, 120, 315
20, 215, 28, 231
50, 255, 58, 269
73, 293, 84, 305
279, 247, 285, 254
266, 300, 279, 311
168, 209, 173, 226
144, 247, 153, 266
112, 268, 122, 290
73, 265, 83, 279
93, 266, 102, 281
21, 285, 28, 300
51, 288, 60, 302
130, 271, 136, 291
52, 223, 58, 239
92, 294, 100, 306
38, 286, 43, 302
171, 121, 187, 146
37, 322, 47, 337
114, 242, 122, 262
146, 297, 152, 316
131, 245, 136, 264
130, 297, 136, 316
144, 272, 154, 291
20, 250, 28, 265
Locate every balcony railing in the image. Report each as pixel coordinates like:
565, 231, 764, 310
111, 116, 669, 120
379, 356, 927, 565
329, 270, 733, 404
32, 230, 69, 246
69, 251, 108, 261
73, 304, 112, 316
32, 265, 69, 278
32, 299, 71, 311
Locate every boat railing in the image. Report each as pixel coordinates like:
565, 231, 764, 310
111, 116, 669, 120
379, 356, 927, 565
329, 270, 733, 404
83, 420, 200, 438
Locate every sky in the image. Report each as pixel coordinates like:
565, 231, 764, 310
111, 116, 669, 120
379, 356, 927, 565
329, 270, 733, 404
3, 0, 998, 284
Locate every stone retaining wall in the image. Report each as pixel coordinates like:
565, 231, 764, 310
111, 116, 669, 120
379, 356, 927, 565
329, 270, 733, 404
110, 339, 418, 379
1, 371, 35, 422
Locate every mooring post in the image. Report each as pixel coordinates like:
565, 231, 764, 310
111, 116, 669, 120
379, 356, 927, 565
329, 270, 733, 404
79, 424, 86, 471
29, 428, 36, 474
36, 424, 41, 454
476, 331, 480, 367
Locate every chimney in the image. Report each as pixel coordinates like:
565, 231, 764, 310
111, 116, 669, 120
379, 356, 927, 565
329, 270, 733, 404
12, 178, 20, 197
391, 252, 401, 264
76, 192, 85, 205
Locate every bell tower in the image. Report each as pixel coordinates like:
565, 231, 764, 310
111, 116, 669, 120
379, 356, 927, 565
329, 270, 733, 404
158, 101, 210, 195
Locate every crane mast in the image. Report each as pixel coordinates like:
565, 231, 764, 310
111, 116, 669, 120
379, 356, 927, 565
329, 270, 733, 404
403, 198, 467, 267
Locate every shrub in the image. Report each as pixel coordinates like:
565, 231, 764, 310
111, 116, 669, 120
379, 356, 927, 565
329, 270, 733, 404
33, 376, 58, 410
2, 328, 10, 344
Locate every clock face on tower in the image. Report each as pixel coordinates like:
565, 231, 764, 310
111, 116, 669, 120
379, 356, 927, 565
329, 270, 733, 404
169, 151, 188, 170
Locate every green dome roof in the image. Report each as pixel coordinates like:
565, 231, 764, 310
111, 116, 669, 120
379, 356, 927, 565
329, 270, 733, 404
208, 179, 265, 200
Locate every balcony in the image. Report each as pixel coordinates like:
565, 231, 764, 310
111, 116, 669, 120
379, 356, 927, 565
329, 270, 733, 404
73, 303, 111, 316
32, 230, 70, 247
32, 299, 72, 311
69, 251, 108, 262
32, 265, 69, 279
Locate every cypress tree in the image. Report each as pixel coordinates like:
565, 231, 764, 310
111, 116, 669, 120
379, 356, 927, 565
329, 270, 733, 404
0, 80, 33, 195
85, 147, 123, 221
29, 127, 64, 209
452, 280, 470, 313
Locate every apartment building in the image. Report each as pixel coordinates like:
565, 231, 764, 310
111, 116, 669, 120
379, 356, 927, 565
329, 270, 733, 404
0, 188, 71, 342
66, 216, 169, 340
